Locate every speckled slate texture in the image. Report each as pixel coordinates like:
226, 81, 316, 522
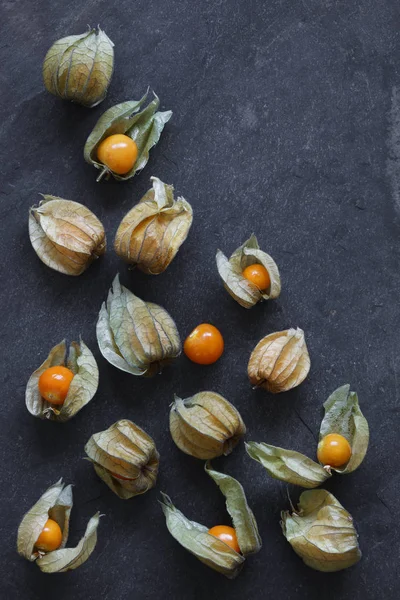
1, 0, 400, 599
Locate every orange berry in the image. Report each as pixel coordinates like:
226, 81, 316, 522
35, 518, 63, 552
111, 472, 133, 481
242, 263, 271, 291
38, 366, 74, 405
208, 525, 240, 553
317, 433, 352, 468
96, 134, 138, 175
184, 323, 224, 365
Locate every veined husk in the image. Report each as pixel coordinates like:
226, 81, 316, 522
17, 479, 100, 573
248, 327, 310, 393
43, 27, 114, 107
169, 392, 246, 459
25, 339, 99, 422
85, 419, 159, 499
29, 195, 106, 276
84, 91, 172, 181
114, 177, 193, 274
281, 489, 361, 572
160, 463, 261, 579
96, 275, 181, 376
216, 234, 281, 308
246, 385, 368, 487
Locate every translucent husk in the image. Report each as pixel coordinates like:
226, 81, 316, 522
96, 275, 181, 376
281, 489, 361, 572
43, 27, 114, 107
17, 479, 100, 573
25, 339, 99, 422
85, 419, 159, 499
216, 234, 281, 308
160, 463, 261, 578
247, 327, 310, 393
114, 177, 193, 274
169, 391, 246, 459
29, 195, 106, 276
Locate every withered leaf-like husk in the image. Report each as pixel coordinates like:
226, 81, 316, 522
216, 234, 281, 308
84, 92, 172, 181
25, 339, 99, 422
96, 275, 181, 376
169, 392, 246, 459
85, 419, 159, 499
246, 442, 330, 488
29, 195, 106, 276
43, 27, 114, 107
114, 176, 193, 274
281, 489, 361, 572
319, 385, 369, 474
248, 328, 310, 393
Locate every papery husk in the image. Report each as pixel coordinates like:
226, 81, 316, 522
29, 195, 106, 276
17, 479, 100, 573
169, 392, 246, 459
216, 234, 281, 308
281, 489, 361, 572
248, 328, 310, 393
25, 339, 99, 422
96, 275, 181, 376
43, 27, 114, 107
85, 419, 159, 499
318, 385, 369, 474
84, 92, 172, 181
114, 176, 193, 274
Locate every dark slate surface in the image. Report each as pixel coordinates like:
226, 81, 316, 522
1, 1, 400, 598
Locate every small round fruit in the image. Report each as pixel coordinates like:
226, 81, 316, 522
35, 518, 63, 552
38, 366, 74, 405
184, 323, 224, 365
242, 263, 271, 291
111, 472, 133, 481
317, 433, 352, 468
208, 525, 240, 553
96, 134, 138, 175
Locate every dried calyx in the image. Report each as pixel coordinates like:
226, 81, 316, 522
281, 489, 361, 572
84, 91, 172, 181
216, 234, 281, 308
85, 419, 159, 499
29, 195, 106, 276
25, 339, 99, 422
96, 275, 181, 376
246, 385, 369, 487
17, 479, 100, 573
170, 391, 246, 459
160, 462, 261, 578
247, 328, 310, 393
114, 176, 193, 274
43, 27, 114, 107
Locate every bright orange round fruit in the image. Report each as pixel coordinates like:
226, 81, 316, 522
35, 518, 63, 552
96, 134, 138, 175
184, 323, 224, 365
317, 433, 352, 468
38, 366, 74, 405
242, 263, 271, 291
208, 525, 240, 553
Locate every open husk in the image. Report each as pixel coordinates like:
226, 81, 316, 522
85, 419, 159, 499
17, 479, 100, 573
216, 234, 281, 308
281, 489, 361, 572
248, 328, 310, 393
114, 176, 193, 274
25, 339, 99, 422
160, 463, 261, 578
169, 392, 246, 459
96, 275, 181, 376
29, 195, 106, 276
